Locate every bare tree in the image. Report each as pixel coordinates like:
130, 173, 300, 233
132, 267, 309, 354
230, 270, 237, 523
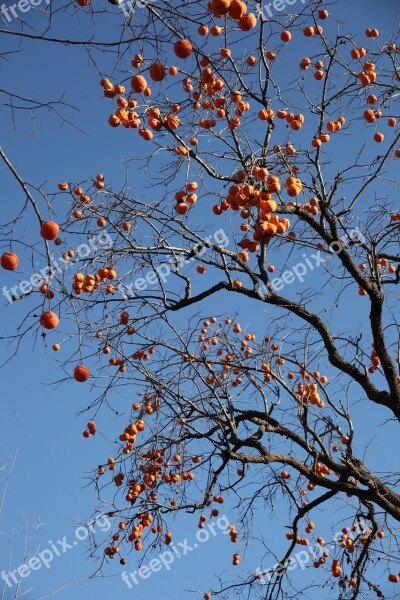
0, 452, 93, 599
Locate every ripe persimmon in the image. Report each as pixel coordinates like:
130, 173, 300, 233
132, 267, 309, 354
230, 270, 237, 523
238, 13, 256, 31
303, 26, 315, 37
40, 221, 59, 241
74, 365, 90, 382
175, 202, 189, 215
300, 57, 311, 70
108, 115, 120, 127
210, 25, 222, 36
174, 39, 193, 59
131, 75, 148, 93
228, 0, 246, 20
1, 252, 19, 271
149, 62, 166, 82
40, 311, 59, 329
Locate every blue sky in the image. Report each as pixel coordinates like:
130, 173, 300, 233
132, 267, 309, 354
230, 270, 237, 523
1, 0, 400, 599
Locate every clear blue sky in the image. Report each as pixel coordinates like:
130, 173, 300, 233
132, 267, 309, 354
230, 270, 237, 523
1, 1, 399, 599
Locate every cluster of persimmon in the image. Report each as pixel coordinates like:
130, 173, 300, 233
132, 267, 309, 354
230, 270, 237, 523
105, 512, 157, 558
287, 524, 389, 580
142, 395, 160, 415
357, 57, 378, 87
189, 319, 336, 397
113, 472, 125, 488
207, 0, 256, 32
104, 544, 121, 560
360, 258, 394, 273
282, 459, 335, 494
174, 181, 199, 214
349, 31, 383, 89
358, 258, 398, 297
60, 175, 104, 206
265, 108, 305, 131
124, 478, 144, 503
102, 444, 197, 498
331, 558, 342, 578
116, 418, 146, 455
227, 523, 238, 543
94, 18, 400, 296
194, 319, 261, 387
97, 450, 208, 559
295, 383, 325, 408
95, 28, 347, 237
131, 348, 155, 361
102, 41, 191, 133
315, 461, 332, 478
73, 272, 99, 294
325, 116, 346, 133
214, 180, 292, 242
288, 364, 328, 384
99, 313, 156, 370
105, 56, 254, 139
376, 257, 395, 272
73, 312, 391, 582
107, 99, 142, 131
82, 420, 96, 438
369, 347, 381, 374
105, 356, 125, 372
363, 108, 397, 143
358, 78, 400, 148
72, 267, 117, 296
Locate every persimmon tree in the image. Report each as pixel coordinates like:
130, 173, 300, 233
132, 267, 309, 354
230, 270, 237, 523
2, 1, 400, 598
